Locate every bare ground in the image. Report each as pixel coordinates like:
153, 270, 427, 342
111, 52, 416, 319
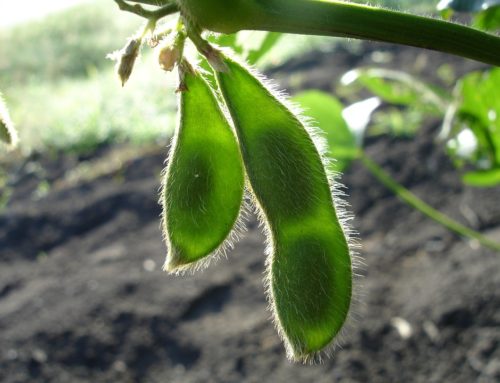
1, 43, 499, 383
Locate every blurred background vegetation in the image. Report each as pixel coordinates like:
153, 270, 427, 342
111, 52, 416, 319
0, 1, 174, 155
0, 0, 437, 157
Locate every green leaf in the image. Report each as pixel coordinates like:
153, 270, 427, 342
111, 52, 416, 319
369, 107, 425, 138
457, 68, 500, 166
437, 0, 500, 13
438, 0, 500, 31
207, 31, 281, 65
292, 91, 359, 172
246, 32, 282, 65
207, 33, 243, 55
463, 168, 500, 186
201, 32, 282, 90
341, 68, 446, 114
474, 5, 500, 31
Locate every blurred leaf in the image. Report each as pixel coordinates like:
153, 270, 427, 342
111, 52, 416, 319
463, 168, 500, 186
293, 91, 359, 171
207, 33, 243, 55
437, 64, 457, 86
202, 32, 282, 89
247, 32, 282, 65
5, 53, 176, 155
437, 0, 500, 12
438, 0, 500, 30
208, 31, 281, 65
369, 107, 425, 137
473, 5, 500, 30
341, 68, 446, 114
0, 1, 142, 85
457, 69, 500, 166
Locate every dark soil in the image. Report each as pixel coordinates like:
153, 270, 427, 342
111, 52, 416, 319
1, 42, 499, 383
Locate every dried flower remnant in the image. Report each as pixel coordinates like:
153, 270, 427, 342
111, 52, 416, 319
108, 37, 142, 86
157, 34, 184, 72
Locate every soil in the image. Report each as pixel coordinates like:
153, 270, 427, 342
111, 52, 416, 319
1, 42, 499, 383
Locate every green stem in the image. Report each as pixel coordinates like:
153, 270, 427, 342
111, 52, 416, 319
128, 0, 172, 5
179, 0, 500, 66
350, 68, 449, 112
114, 0, 178, 20
359, 151, 500, 252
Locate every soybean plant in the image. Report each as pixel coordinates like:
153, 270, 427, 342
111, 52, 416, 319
103, 0, 500, 362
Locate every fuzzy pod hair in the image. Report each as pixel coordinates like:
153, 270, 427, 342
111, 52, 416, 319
161, 62, 247, 275
214, 53, 360, 363
0, 93, 18, 148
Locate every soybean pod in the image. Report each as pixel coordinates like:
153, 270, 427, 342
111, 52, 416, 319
215, 56, 353, 361
162, 61, 245, 273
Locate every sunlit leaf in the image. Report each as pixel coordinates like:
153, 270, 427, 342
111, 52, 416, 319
293, 91, 359, 171
474, 5, 500, 30
341, 68, 446, 114
463, 168, 500, 186
207, 31, 282, 65
457, 69, 500, 166
247, 32, 282, 65
207, 33, 243, 55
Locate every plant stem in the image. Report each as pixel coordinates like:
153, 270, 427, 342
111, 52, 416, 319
347, 68, 449, 112
179, 0, 500, 66
114, 0, 178, 20
259, 0, 500, 66
128, 0, 172, 5
359, 151, 500, 252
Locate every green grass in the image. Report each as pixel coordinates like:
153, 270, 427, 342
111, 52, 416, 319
0, 1, 142, 85
0, 1, 178, 157
5, 53, 177, 155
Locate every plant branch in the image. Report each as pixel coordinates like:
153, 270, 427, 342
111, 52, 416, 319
359, 151, 500, 252
183, 0, 500, 66
349, 68, 449, 112
127, 0, 172, 5
114, 0, 178, 21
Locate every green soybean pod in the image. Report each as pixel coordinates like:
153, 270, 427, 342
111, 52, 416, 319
215, 56, 353, 361
162, 62, 245, 273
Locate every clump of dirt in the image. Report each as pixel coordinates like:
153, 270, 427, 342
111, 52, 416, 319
1, 43, 499, 383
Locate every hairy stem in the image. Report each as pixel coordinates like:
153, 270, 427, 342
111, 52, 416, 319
359, 151, 500, 252
179, 0, 500, 66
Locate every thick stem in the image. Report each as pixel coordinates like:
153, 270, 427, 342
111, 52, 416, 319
179, 0, 500, 66
359, 151, 500, 252
128, 0, 172, 5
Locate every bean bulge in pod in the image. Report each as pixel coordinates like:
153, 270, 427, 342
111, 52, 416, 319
216, 56, 352, 360
163, 64, 245, 272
